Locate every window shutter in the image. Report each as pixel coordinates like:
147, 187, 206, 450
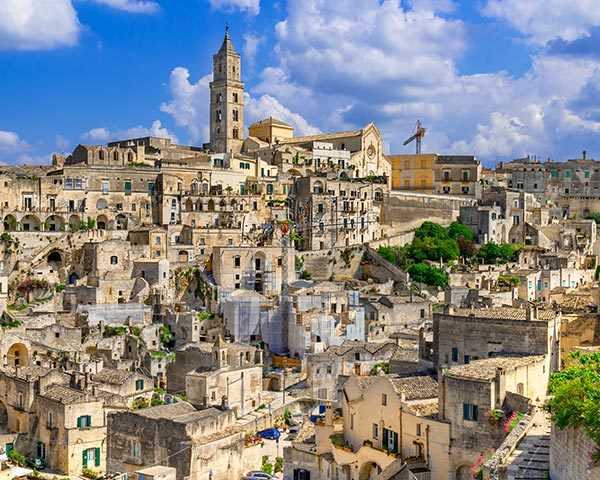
95, 448, 100, 467
463, 403, 468, 420
473, 405, 479, 421
88, 415, 92, 427
77, 416, 82, 428
82, 450, 88, 469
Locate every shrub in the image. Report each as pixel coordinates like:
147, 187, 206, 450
300, 269, 312, 280
9, 450, 25, 465
55, 284, 66, 293
82, 468, 100, 479
376, 245, 397, 264
407, 263, 448, 288
274, 457, 283, 473
547, 351, 600, 463
261, 456, 273, 475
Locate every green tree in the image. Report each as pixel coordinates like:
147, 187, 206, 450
547, 351, 600, 463
407, 262, 448, 288
377, 245, 398, 264
414, 221, 447, 239
458, 237, 477, 259
448, 221, 474, 241
585, 212, 600, 224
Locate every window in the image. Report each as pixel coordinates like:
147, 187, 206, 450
110, 256, 118, 265
124, 180, 132, 196
462, 170, 470, 181
565, 170, 571, 178
585, 170, 590, 178
77, 415, 92, 428
233, 127, 239, 139
171, 199, 177, 209
517, 383, 524, 395
373, 423, 379, 439
267, 184, 273, 195
443, 170, 450, 181
83, 448, 100, 468
382, 393, 387, 406
37, 442, 46, 459
102, 180, 109, 195
130, 440, 141, 460
233, 109, 239, 121
462, 186, 470, 194
65, 178, 73, 189
551, 170, 558, 178
233, 92, 238, 102
317, 203, 324, 214
234, 256, 241, 268
443, 186, 450, 193
47, 411, 53, 428
451, 347, 458, 363
147, 182, 155, 196
416, 423, 422, 436
135, 379, 144, 391
463, 403, 479, 421
420, 308, 425, 319
99, 150, 104, 160
354, 352, 360, 361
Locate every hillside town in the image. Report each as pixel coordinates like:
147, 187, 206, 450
0, 28, 599, 480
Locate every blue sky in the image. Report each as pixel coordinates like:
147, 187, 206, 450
1, 0, 600, 166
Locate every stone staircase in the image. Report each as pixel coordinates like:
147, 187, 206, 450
505, 411, 551, 480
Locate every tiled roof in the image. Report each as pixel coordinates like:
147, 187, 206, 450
451, 308, 556, 321
249, 117, 293, 129
406, 399, 439, 418
92, 368, 135, 385
281, 129, 362, 145
389, 375, 438, 400
445, 355, 546, 381
42, 385, 89, 404
0, 366, 54, 381
314, 340, 399, 358
133, 402, 196, 420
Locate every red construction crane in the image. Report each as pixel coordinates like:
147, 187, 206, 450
403, 120, 426, 154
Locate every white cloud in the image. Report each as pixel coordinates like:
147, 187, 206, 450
160, 68, 212, 144
206, 0, 260, 15
0, 0, 80, 50
243, 33, 264, 66
18, 154, 52, 165
245, 94, 320, 136
244, 0, 600, 163
91, 0, 160, 13
0, 130, 30, 152
483, 0, 600, 46
55, 135, 71, 151
82, 120, 179, 143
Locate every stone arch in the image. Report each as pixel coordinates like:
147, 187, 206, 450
207, 199, 215, 212
185, 199, 193, 212
196, 199, 204, 211
455, 464, 472, 480
219, 199, 226, 209
358, 461, 382, 480
3, 214, 17, 232
288, 168, 302, 177
178, 251, 189, 262
20, 214, 41, 232
69, 214, 81, 228
313, 180, 324, 194
47, 250, 62, 264
45, 215, 65, 232
96, 198, 108, 210
6, 343, 29, 367
374, 188, 383, 202
97, 215, 109, 230
115, 214, 127, 230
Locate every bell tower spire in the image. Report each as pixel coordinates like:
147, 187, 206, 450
209, 24, 244, 154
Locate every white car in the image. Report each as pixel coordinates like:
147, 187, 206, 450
245, 472, 280, 480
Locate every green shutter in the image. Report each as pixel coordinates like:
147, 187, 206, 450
87, 415, 92, 427
77, 416, 82, 428
82, 450, 88, 469
95, 448, 100, 467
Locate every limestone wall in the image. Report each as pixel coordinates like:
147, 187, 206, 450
549, 424, 600, 480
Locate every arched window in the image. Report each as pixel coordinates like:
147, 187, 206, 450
233, 128, 239, 139
98, 150, 104, 160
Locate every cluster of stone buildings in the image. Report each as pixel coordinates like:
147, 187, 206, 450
0, 27, 598, 480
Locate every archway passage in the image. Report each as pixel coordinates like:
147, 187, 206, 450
358, 461, 382, 480
6, 343, 29, 367
20, 215, 41, 232
45, 215, 65, 232
3, 215, 17, 232
47, 251, 62, 263
68, 272, 79, 285
455, 464, 473, 480
0, 401, 8, 433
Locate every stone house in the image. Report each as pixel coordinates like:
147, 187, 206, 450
285, 374, 451, 480
434, 155, 482, 198
439, 355, 548, 479
107, 402, 244, 480
306, 340, 404, 401
362, 295, 431, 340
433, 306, 561, 375
90, 369, 154, 407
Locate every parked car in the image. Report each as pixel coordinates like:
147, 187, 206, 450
25, 457, 46, 470
256, 427, 281, 440
244, 471, 280, 480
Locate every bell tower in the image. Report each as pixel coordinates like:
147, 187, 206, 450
209, 24, 244, 154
